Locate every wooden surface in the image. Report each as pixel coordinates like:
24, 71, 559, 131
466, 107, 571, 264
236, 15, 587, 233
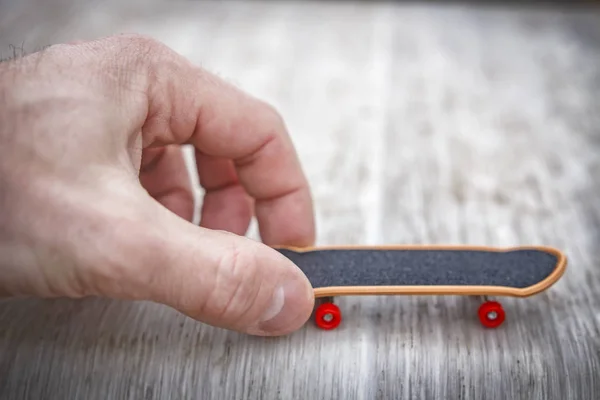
1, 1, 600, 399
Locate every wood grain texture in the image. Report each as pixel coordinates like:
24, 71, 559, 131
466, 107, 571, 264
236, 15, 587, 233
1, 1, 599, 399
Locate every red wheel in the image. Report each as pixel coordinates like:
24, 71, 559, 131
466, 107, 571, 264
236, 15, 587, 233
315, 302, 342, 330
478, 301, 505, 328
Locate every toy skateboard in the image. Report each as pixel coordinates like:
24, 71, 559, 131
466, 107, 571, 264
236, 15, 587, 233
275, 245, 567, 330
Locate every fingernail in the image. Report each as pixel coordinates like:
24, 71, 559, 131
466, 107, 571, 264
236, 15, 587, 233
249, 277, 313, 335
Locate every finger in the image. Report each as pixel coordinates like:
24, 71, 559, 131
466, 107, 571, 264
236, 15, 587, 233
90, 34, 315, 246
85, 181, 314, 336
139, 145, 195, 221
195, 150, 254, 235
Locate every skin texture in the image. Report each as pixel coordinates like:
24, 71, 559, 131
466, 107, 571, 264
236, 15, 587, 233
0, 34, 316, 336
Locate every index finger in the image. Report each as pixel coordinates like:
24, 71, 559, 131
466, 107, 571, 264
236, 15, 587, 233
115, 35, 315, 246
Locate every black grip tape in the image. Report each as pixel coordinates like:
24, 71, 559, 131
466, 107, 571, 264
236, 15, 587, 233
276, 248, 559, 289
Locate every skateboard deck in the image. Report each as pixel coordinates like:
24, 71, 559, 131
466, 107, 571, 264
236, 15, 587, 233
275, 245, 567, 330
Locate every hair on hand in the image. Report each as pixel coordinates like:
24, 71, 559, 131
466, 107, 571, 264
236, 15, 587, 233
0, 42, 51, 64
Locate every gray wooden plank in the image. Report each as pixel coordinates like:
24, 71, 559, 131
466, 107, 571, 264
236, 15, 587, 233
0, 1, 599, 399
380, 4, 600, 399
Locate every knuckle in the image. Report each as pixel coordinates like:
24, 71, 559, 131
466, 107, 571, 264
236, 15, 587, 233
105, 34, 166, 71
110, 33, 165, 53
262, 101, 286, 129
95, 34, 173, 76
207, 240, 263, 323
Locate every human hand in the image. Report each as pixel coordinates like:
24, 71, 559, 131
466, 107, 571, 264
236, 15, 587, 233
0, 34, 315, 336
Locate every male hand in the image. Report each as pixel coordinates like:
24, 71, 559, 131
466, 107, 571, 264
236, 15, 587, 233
0, 34, 316, 336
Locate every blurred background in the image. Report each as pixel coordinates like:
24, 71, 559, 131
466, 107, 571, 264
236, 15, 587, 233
1, 1, 599, 399
2, 0, 598, 245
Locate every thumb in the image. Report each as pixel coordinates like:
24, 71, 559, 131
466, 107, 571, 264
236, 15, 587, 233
95, 186, 315, 336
